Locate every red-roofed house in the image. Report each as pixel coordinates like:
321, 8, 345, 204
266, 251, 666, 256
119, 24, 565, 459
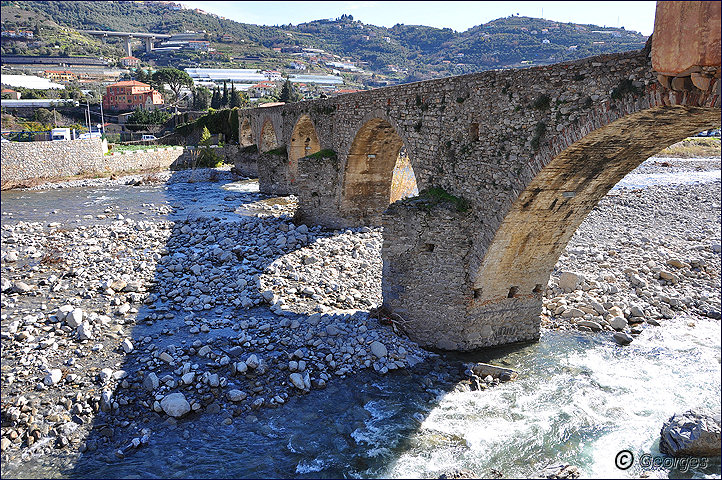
249, 82, 277, 98
2, 88, 21, 99
103, 80, 164, 112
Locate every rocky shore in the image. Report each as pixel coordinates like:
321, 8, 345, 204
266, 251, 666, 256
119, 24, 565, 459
1, 156, 720, 471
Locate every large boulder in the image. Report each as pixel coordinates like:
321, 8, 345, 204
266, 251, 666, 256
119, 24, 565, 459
160, 392, 191, 418
558, 272, 582, 291
659, 410, 721, 457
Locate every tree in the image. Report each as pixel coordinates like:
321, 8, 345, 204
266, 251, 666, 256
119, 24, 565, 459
135, 68, 148, 83
210, 87, 221, 109
229, 83, 238, 108
34, 108, 55, 126
199, 126, 211, 146
151, 67, 193, 105
221, 80, 228, 108
192, 86, 211, 111
126, 108, 171, 132
279, 79, 298, 103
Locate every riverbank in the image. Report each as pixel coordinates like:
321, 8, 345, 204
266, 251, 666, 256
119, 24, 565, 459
1, 155, 720, 477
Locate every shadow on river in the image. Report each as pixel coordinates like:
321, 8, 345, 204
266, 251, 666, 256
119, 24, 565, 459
42, 171, 516, 479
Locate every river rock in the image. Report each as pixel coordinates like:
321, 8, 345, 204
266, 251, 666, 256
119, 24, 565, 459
370, 341, 388, 358
228, 389, 247, 402
289, 372, 307, 391
609, 316, 628, 331
121, 339, 134, 353
437, 468, 476, 479
67, 308, 84, 328
143, 372, 159, 391
44, 369, 63, 386
538, 463, 580, 479
12, 281, 32, 294
659, 410, 721, 457
77, 321, 93, 340
558, 272, 582, 291
576, 320, 602, 331
613, 332, 633, 346
160, 392, 191, 418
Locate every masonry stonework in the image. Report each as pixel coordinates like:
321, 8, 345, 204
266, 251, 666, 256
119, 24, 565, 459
239, 44, 720, 350
1, 140, 185, 189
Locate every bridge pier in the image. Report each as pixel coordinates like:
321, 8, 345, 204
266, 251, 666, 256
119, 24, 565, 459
381, 198, 540, 351
144, 37, 154, 53
294, 151, 344, 227
124, 37, 132, 56
257, 148, 293, 196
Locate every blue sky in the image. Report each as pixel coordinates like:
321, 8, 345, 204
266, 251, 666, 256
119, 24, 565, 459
179, 1, 657, 35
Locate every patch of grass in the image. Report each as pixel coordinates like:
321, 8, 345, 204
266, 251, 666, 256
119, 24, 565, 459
657, 137, 721, 158
416, 187, 470, 212
307, 148, 337, 160
264, 146, 287, 156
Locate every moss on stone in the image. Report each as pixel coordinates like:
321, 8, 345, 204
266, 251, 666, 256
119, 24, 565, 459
414, 187, 470, 212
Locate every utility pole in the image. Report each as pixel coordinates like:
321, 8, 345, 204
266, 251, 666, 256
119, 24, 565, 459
85, 102, 91, 133
99, 94, 105, 136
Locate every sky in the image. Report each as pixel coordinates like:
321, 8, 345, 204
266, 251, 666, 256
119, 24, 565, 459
179, 1, 657, 36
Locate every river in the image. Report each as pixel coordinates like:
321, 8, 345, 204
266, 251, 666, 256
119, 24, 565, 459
1, 157, 720, 479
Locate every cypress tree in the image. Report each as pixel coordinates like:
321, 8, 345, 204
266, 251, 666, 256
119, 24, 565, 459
211, 87, 221, 109
229, 83, 237, 108
222, 80, 228, 107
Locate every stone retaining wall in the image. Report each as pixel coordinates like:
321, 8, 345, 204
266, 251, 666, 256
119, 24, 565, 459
1, 140, 184, 189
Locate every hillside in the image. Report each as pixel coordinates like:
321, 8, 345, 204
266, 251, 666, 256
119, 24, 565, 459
2, 1, 648, 85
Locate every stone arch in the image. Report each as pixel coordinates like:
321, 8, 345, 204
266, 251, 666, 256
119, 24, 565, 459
341, 116, 419, 223
259, 118, 279, 152
469, 101, 719, 330
239, 117, 253, 147
289, 114, 321, 185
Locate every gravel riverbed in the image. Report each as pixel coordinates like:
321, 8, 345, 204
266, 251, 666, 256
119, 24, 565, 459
1, 157, 720, 473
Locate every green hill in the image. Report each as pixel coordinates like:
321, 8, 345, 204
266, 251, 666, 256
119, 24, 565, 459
1, 1, 648, 85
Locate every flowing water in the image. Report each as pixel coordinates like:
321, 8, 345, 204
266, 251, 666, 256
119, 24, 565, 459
1, 161, 720, 479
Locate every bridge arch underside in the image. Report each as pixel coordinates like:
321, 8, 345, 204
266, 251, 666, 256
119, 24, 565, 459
240, 118, 253, 147
289, 115, 321, 185
259, 119, 279, 152
341, 118, 419, 225
383, 104, 719, 351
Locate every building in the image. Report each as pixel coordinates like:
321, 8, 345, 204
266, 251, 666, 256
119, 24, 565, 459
188, 40, 210, 51
120, 56, 140, 67
1, 30, 34, 39
102, 80, 164, 112
44, 70, 77, 81
249, 82, 277, 98
1, 88, 21, 99
262, 70, 283, 81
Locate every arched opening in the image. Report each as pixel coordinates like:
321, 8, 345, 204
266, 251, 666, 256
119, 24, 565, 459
289, 114, 321, 184
259, 119, 279, 152
239, 118, 253, 147
342, 118, 418, 222
472, 105, 720, 306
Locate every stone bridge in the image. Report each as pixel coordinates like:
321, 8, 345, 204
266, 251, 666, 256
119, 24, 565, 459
235, 2, 721, 351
